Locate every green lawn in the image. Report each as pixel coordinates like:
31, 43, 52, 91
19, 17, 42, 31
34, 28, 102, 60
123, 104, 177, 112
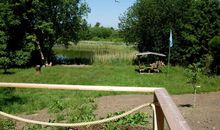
1, 65, 220, 94
0, 42, 220, 129
0, 65, 220, 130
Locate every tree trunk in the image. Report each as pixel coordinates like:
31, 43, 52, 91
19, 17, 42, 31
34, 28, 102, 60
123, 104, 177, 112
193, 87, 197, 108
4, 66, 7, 73
36, 41, 45, 65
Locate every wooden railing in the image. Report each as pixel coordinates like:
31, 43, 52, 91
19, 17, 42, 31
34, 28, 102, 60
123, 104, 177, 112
0, 82, 191, 130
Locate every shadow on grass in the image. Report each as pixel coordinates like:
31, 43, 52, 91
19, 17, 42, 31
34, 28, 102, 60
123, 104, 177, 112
0, 71, 15, 75
0, 96, 26, 110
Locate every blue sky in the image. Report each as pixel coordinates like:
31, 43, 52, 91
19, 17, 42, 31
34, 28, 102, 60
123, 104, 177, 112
85, 0, 136, 28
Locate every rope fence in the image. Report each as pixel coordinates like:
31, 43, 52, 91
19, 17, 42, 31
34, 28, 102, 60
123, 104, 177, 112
0, 103, 157, 129
0, 82, 191, 130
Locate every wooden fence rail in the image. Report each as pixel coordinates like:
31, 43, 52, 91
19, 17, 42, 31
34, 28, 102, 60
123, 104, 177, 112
0, 82, 191, 130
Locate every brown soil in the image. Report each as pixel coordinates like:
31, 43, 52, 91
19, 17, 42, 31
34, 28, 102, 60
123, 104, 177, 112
1, 92, 219, 130
95, 92, 220, 130
15, 109, 55, 130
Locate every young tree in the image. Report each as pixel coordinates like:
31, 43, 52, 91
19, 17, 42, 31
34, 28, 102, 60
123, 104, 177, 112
187, 63, 201, 107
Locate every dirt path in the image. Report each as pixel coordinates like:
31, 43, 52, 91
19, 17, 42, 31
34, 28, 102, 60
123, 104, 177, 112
1, 92, 219, 130
95, 92, 220, 130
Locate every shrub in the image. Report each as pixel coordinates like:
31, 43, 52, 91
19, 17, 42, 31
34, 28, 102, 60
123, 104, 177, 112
208, 36, 220, 74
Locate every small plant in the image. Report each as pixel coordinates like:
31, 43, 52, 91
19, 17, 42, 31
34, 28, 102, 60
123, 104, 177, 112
186, 63, 201, 107
0, 119, 15, 130
104, 123, 120, 130
22, 124, 53, 130
49, 100, 65, 113
69, 103, 96, 122
103, 112, 149, 129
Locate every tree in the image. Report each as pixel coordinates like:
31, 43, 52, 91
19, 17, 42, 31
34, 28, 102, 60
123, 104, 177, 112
0, 0, 90, 68
119, 0, 220, 66
119, 0, 169, 51
0, 20, 10, 73
187, 63, 201, 107
0, 2, 16, 72
79, 23, 120, 41
175, 0, 220, 65
208, 36, 220, 74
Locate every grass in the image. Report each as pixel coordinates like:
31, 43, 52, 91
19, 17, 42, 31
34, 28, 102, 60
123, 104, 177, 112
0, 41, 220, 129
0, 65, 219, 94
53, 41, 137, 65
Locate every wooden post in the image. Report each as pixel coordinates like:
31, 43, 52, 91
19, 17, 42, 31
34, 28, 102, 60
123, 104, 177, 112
155, 89, 191, 130
154, 93, 165, 130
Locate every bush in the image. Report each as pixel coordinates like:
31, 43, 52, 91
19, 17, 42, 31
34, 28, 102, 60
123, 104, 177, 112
208, 36, 220, 74
201, 54, 214, 75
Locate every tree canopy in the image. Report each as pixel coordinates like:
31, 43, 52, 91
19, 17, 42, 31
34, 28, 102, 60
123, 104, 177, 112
79, 23, 122, 42
0, 0, 89, 71
119, 0, 220, 72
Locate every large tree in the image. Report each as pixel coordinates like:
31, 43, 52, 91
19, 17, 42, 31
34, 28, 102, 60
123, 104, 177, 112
0, 0, 90, 70
119, 0, 220, 66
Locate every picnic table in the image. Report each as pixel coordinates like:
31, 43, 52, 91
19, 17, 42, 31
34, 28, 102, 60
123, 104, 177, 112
136, 52, 166, 73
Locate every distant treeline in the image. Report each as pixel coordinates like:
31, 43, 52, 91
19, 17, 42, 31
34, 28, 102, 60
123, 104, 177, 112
79, 22, 123, 42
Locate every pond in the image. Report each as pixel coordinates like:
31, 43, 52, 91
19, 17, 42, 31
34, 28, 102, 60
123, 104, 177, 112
53, 50, 95, 65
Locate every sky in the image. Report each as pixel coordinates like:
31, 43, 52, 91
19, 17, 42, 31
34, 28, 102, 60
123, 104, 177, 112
85, 0, 136, 28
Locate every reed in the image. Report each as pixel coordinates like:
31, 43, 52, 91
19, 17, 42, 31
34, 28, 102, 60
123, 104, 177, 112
53, 41, 137, 65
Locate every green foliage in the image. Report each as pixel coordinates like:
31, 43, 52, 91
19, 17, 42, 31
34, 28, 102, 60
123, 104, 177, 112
79, 23, 123, 42
0, 30, 11, 72
0, 57, 11, 73
22, 125, 53, 130
69, 102, 96, 122
90, 26, 113, 39
186, 63, 202, 107
49, 100, 65, 113
13, 51, 31, 66
108, 112, 148, 126
186, 63, 201, 87
0, 0, 90, 67
208, 35, 220, 74
209, 36, 220, 55
119, 0, 220, 67
103, 123, 120, 130
0, 119, 15, 130
202, 54, 214, 74
103, 112, 149, 130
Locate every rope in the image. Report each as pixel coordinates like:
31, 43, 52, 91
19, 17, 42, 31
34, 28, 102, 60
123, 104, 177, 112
0, 103, 152, 127
151, 103, 158, 130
